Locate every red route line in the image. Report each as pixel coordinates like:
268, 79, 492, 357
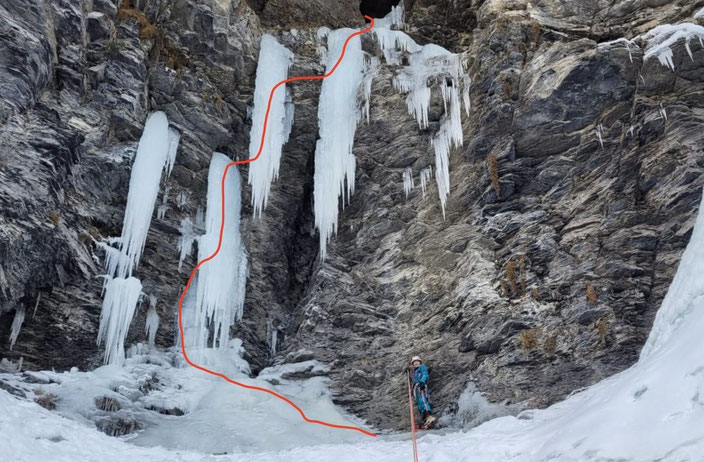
177, 17, 377, 438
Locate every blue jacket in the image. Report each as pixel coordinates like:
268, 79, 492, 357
412, 364, 429, 385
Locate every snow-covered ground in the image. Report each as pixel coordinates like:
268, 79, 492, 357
3, 182, 704, 460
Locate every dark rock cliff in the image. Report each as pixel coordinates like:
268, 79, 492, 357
1, 0, 704, 431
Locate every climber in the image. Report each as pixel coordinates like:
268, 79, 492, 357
409, 355, 436, 429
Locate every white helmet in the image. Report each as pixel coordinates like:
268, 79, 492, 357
411, 355, 422, 364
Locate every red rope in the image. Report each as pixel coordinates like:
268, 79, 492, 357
407, 371, 420, 462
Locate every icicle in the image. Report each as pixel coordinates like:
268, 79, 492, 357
178, 274, 198, 349
9, 307, 25, 350
372, 2, 415, 65
659, 104, 668, 121
596, 123, 604, 148
178, 217, 197, 270
248, 35, 294, 218
599, 37, 635, 63
403, 167, 414, 199
157, 185, 170, 219
267, 317, 278, 356
420, 166, 433, 198
696, 7, 704, 19
431, 116, 459, 218
314, 28, 365, 260
166, 128, 180, 177
145, 295, 159, 346
642, 23, 704, 71
97, 277, 142, 365
372, 4, 469, 216
194, 153, 248, 351
32, 294, 41, 319
176, 191, 189, 208
104, 112, 177, 278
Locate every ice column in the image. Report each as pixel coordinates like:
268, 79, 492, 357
97, 277, 142, 365
98, 111, 179, 365
104, 112, 178, 278
194, 153, 248, 351
248, 35, 294, 218
145, 295, 159, 346
313, 28, 365, 259
420, 166, 433, 197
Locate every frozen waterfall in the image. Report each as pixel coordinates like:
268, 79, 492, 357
248, 35, 295, 218
193, 153, 247, 355
97, 111, 179, 365
104, 112, 178, 279
313, 28, 365, 260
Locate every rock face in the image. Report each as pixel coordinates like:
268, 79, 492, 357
2, 0, 704, 432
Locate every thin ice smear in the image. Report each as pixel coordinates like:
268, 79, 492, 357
9, 307, 25, 350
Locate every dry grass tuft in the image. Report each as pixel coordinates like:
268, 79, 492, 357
586, 283, 597, 304
500, 279, 509, 297
531, 21, 541, 44
117, 0, 151, 29
505, 259, 518, 294
96, 396, 122, 412
49, 211, 60, 226
520, 329, 539, 352
488, 154, 500, 194
34, 391, 58, 410
543, 335, 556, 355
595, 318, 608, 344
116, 0, 190, 70
503, 80, 511, 98
518, 256, 526, 295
